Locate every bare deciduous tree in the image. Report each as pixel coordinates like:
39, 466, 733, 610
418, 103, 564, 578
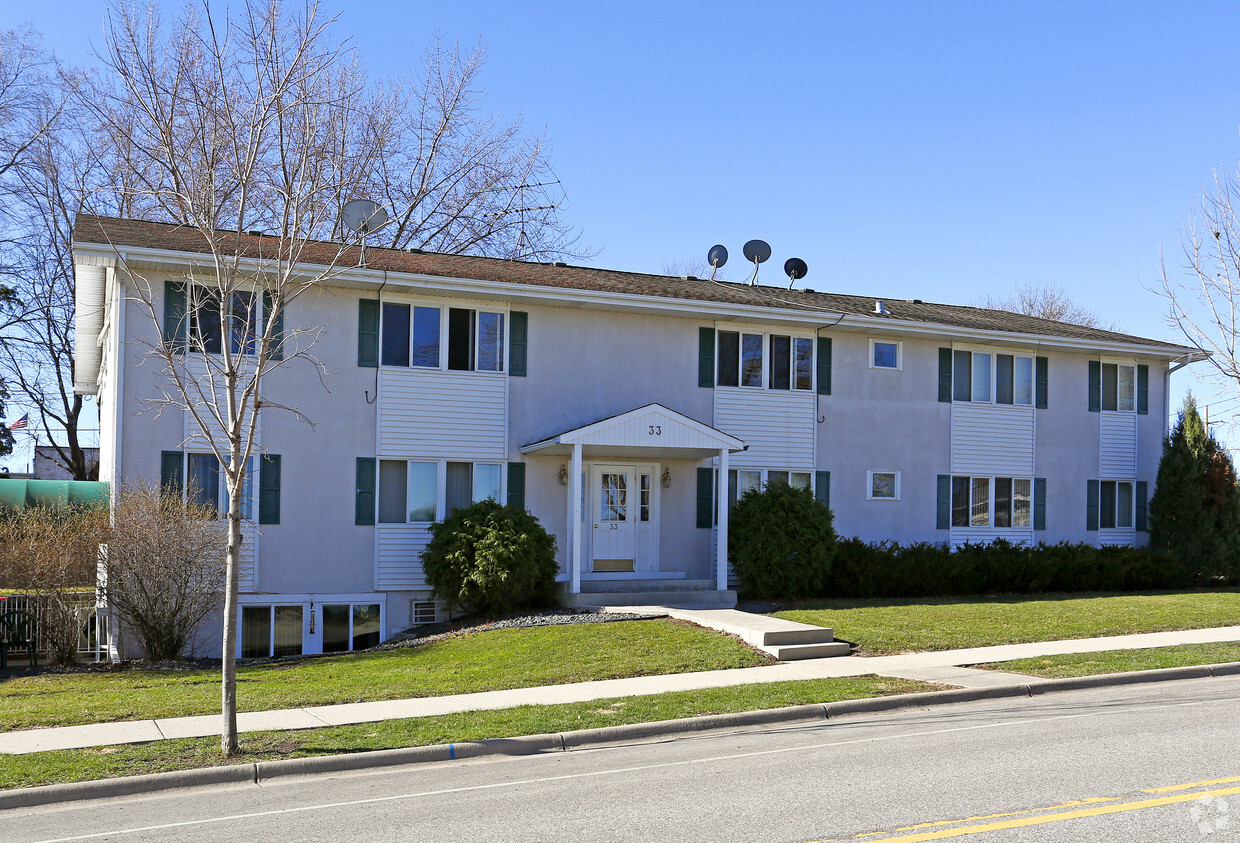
1158, 167, 1240, 398
103, 483, 226, 661
978, 282, 1116, 330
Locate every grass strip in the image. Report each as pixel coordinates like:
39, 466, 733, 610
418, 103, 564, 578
0, 619, 770, 732
0, 675, 938, 791
775, 591, 1240, 654
976, 642, 1240, 678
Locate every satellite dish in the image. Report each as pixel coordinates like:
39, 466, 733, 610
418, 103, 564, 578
341, 199, 389, 236
784, 257, 808, 282
742, 239, 772, 264
707, 244, 728, 269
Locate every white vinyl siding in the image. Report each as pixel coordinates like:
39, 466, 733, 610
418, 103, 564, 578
378, 369, 507, 460
950, 403, 1035, 475
1100, 410, 1138, 478
715, 388, 815, 470
375, 525, 432, 590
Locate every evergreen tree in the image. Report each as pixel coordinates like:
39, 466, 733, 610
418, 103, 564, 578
1149, 396, 1240, 582
0, 379, 15, 459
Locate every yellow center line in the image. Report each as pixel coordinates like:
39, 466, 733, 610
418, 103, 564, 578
892, 797, 1118, 831
822, 785, 1240, 843
1144, 775, 1240, 793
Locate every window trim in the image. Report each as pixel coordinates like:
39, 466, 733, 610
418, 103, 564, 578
867, 470, 901, 501
1099, 479, 1136, 529
1100, 359, 1138, 414
869, 339, 902, 371
949, 474, 1036, 529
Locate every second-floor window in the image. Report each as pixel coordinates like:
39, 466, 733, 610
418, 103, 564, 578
953, 350, 1034, 405
716, 331, 812, 390
1102, 363, 1136, 412
190, 289, 261, 355
379, 304, 505, 372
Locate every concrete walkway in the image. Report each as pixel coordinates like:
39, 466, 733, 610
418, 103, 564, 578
4, 622, 1240, 755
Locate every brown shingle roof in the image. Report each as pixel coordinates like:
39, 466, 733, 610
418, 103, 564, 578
73, 214, 1193, 352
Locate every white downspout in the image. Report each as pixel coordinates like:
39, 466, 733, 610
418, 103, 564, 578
716, 447, 729, 592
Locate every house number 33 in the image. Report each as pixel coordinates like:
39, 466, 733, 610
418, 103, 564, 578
648, 425, 662, 436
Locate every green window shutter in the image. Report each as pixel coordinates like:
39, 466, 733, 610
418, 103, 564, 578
936, 475, 951, 529
815, 471, 830, 509
938, 348, 952, 403
1034, 477, 1047, 531
358, 299, 380, 368
258, 455, 281, 524
1088, 361, 1101, 412
160, 451, 184, 497
355, 457, 377, 525
163, 281, 188, 354
1086, 479, 1100, 531
263, 291, 284, 361
1136, 364, 1149, 415
696, 467, 713, 528
509, 311, 528, 377
698, 327, 715, 388
1035, 356, 1049, 409
1135, 480, 1149, 531
817, 337, 832, 395
507, 462, 526, 510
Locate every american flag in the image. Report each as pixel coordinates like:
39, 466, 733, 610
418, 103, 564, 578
7, 413, 28, 431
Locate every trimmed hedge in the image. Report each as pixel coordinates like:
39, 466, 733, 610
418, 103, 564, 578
421, 499, 559, 615
825, 538, 1191, 599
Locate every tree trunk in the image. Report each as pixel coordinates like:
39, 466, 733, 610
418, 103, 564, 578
221, 477, 243, 754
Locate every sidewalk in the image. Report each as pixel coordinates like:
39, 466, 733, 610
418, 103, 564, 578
5, 623, 1240, 755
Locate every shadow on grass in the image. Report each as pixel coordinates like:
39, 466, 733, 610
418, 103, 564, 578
775, 588, 1240, 612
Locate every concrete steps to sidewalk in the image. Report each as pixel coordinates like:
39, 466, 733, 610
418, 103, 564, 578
605, 606, 851, 660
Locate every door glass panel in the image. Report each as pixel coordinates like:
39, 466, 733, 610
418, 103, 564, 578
323, 605, 350, 653
640, 474, 651, 522
970, 477, 990, 526
241, 606, 270, 658
600, 473, 627, 521
794, 337, 813, 390
273, 606, 302, 657
740, 333, 763, 387
352, 604, 381, 650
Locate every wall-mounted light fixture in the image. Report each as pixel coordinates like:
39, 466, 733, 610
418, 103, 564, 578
559, 464, 569, 486
662, 468, 672, 488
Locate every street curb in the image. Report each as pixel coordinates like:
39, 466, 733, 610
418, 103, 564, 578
5, 661, 1239, 812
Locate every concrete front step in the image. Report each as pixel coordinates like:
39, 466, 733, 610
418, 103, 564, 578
563, 590, 737, 609
768, 641, 853, 660
573, 578, 719, 595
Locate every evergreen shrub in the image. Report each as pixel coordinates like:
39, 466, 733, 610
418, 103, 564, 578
421, 500, 559, 615
728, 483, 837, 599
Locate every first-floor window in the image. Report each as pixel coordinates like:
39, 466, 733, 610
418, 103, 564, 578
868, 471, 899, 500
241, 605, 303, 658
951, 475, 1032, 528
1100, 480, 1134, 528
378, 459, 503, 523
323, 603, 382, 653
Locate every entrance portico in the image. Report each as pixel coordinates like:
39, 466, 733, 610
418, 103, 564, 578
521, 403, 745, 597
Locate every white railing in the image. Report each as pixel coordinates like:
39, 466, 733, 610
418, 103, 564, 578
0, 592, 107, 664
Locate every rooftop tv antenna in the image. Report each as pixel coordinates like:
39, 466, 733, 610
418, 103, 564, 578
742, 239, 771, 285
341, 199, 390, 267
784, 257, 808, 289
707, 244, 728, 280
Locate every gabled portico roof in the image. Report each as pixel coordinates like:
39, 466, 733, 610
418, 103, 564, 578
521, 403, 745, 460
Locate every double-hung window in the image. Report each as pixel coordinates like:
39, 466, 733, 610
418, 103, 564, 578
190, 288, 262, 355
1099, 480, 1135, 528
186, 453, 254, 519
378, 304, 504, 372
448, 308, 505, 372
717, 331, 813, 390
377, 459, 503, 524
950, 475, 1032, 528
953, 350, 1034, 405
1102, 364, 1136, 412
381, 304, 441, 367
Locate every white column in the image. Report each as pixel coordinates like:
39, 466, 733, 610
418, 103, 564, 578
570, 442, 583, 594
716, 447, 729, 591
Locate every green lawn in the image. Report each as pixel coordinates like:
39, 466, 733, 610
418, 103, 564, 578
0, 619, 770, 731
775, 591, 1240, 654
978, 642, 1240, 678
0, 675, 938, 791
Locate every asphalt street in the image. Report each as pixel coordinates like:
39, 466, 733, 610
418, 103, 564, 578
8, 676, 1240, 842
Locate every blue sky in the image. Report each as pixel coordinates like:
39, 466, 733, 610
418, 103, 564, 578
4, 1, 1240, 468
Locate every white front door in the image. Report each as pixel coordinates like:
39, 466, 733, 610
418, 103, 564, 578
591, 464, 636, 572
